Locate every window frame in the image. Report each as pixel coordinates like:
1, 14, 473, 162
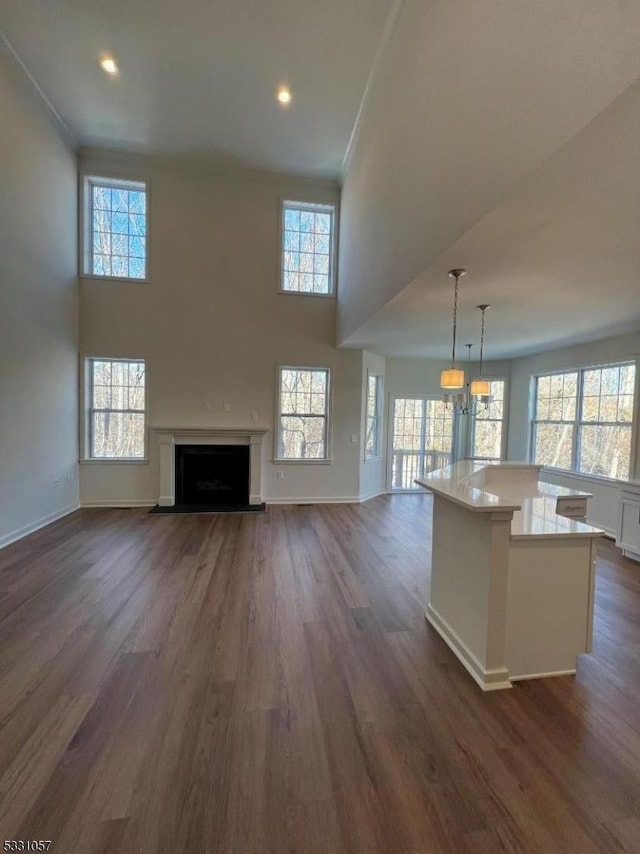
364, 371, 383, 461
82, 356, 148, 462
386, 393, 458, 491
81, 175, 149, 283
279, 200, 337, 298
469, 377, 508, 461
274, 365, 332, 463
529, 361, 638, 483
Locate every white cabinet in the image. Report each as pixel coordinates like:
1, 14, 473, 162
617, 486, 640, 561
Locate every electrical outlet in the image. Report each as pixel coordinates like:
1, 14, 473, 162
277, 470, 284, 480
224, 403, 231, 413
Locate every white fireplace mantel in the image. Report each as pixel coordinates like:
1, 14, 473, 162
152, 426, 267, 507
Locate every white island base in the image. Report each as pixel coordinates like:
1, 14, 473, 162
417, 463, 603, 691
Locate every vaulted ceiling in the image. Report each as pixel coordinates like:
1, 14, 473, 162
0, 0, 396, 178
4, 0, 640, 359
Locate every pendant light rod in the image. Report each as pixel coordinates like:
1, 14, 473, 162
448, 269, 466, 369
476, 304, 491, 378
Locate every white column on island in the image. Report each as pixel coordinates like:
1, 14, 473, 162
427, 496, 514, 690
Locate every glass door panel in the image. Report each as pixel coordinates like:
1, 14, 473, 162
390, 397, 454, 490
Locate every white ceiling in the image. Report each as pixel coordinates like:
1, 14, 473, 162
343, 73, 640, 360
0, 0, 396, 179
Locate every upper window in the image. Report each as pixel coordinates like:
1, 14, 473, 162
365, 373, 383, 460
277, 367, 330, 460
281, 201, 335, 295
84, 177, 147, 280
470, 379, 506, 460
87, 358, 146, 459
531, 363, 636, 480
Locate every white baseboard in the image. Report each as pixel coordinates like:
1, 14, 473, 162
425, 604, 512, 691
358, 488, 388, 503
80, 499, 156, 508
0, 502, 80, 551
265, 495, 361, 505
510, 669, 576, 682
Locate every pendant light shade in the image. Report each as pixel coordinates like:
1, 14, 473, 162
470, 378, 490, 396
441, 368, 465, 390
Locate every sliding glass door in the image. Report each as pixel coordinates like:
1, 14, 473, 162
388, 397, 455, 490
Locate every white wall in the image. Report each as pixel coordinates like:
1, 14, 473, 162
337, 0, 640, 344
0, 44, 79, 547
359, 350, 386, 500
508, 331, 640, 533
78, 149, 364, 505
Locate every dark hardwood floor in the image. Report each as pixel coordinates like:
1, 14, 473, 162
1, 495, 640, 853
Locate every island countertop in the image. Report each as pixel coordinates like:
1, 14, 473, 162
416, 461, 604, 540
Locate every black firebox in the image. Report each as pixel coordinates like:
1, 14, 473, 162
175, 444, 249, 508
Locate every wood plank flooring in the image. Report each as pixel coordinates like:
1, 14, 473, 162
1, 496, 640, 852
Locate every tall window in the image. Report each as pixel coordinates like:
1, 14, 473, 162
87, 358, 146, 459
277, 367, 330, 460
281, 201, 335, 295
84, 177, 147, 279
470, 379, 506, 460
365, 373, 383, 460
531, 362, 635, 480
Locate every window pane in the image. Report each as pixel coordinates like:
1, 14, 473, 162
88, 180, 146, 279
535, 372, 577, 422
578, 425, 631, 480
365, 417, 377, 457
424, 400, 454, 454
534, 424, 574, 470
392, 398, 424, 451
279, 416, 326, 459
473, 420, 503, 459
366, 375, 381, 459
92, 412, 145, 458
281, 203, 333, 294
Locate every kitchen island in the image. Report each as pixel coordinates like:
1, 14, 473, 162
416, 462, 604, 690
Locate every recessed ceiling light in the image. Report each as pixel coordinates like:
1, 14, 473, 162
100, 56, 118, 76
277, 87, 292, 105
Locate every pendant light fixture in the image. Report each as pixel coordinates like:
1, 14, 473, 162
470, 304, 491, 397
440, 268, 466, 390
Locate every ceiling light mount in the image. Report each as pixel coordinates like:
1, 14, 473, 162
277, 87, 292, 105
100, 55, 118, 76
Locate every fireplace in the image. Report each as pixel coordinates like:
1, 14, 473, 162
175, 444, 249, 508
153, 427, 267, 509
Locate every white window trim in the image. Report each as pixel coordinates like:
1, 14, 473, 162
81, 356, 149, 462
468, 377, 509, 461
528, 360, 638, 483
364, 371, 383, 462
274, 364, 332, 462
81, 175, 149, 283
278, 199, 337, 298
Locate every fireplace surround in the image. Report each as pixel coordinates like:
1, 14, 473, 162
153, 427, 267, 507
